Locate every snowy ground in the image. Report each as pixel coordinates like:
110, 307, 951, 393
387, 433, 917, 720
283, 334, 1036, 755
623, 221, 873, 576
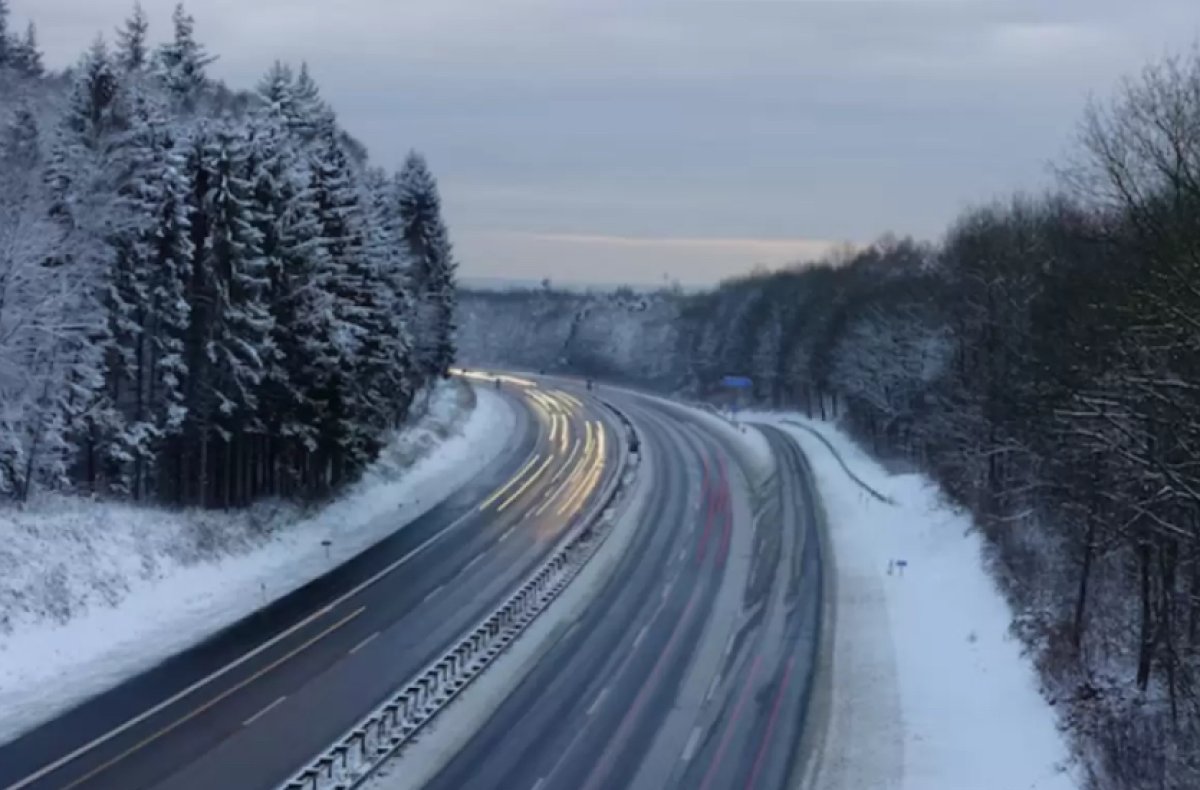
0, 382, 515, 743
748, 413, 1078, 790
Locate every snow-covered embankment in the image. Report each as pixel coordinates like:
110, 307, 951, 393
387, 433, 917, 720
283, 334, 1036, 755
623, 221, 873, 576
763, 415, 1078, 790
0, 381, 514, 743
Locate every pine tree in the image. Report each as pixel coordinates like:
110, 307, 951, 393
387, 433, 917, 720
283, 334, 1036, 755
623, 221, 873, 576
244, 104, 332, 495
2, 100, 38, 164
197, 122, 272, 506
397, 151, 457, 388
0, 0, 9, 68
116, 2, 150, 71
46, 39, 123, 213
156, 4, 214, 107
0, 8, 458, 504
309, 125, 380, 487
256, 61, 297, 121
9, 22, 42, 77
0, 101, 44, 496
103, 94, 193, 498
41, 41, 126, 493
364, 167, 416, 423
290, 63, 334, 142
62, 38, 122, 142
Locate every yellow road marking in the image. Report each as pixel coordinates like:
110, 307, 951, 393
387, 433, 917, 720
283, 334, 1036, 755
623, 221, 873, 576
55, 606, 366, 790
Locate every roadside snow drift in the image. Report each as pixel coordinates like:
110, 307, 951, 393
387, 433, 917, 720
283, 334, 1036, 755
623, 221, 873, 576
0, 382, 514, 743
765, 415, 1077, 790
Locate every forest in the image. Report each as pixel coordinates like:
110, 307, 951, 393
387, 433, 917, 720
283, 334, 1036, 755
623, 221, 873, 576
459, 50, 1200, 790
0, 2, 457, 508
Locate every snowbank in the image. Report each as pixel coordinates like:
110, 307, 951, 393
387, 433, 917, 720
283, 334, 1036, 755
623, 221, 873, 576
759, 413, 1077, 790
0, 382, 515, 742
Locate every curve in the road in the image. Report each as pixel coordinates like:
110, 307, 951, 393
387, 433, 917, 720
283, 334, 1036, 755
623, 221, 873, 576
0, 383, 622, 790
419, 400, 826, 790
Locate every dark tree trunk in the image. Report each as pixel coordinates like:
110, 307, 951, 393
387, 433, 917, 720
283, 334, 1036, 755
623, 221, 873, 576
1137, 540, 1154, 691
1073, 515, 1096, 650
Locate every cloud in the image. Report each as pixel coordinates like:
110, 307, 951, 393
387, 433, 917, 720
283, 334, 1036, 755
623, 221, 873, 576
10, 0, 1200, 284
456, 230, 845, 286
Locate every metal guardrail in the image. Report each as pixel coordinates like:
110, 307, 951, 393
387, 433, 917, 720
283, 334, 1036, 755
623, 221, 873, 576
279, 400, 638, 790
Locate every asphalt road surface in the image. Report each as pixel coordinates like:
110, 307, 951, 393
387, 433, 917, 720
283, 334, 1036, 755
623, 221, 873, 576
0, 381, 622, 790
420, 396, 823, 790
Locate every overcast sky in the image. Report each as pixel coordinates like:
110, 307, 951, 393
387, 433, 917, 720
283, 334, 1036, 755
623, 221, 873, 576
11, 0, 1200, 285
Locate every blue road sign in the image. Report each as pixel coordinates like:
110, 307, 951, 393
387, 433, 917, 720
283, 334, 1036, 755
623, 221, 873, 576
722, 375, 753, 389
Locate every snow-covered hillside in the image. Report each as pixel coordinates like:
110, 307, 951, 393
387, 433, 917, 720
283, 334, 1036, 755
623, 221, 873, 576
457, 288, 684, 387
0, 382, 513, 743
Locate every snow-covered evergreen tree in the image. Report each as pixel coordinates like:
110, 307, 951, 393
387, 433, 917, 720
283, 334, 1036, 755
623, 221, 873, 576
0, 0, 10, 68
257, 61, 298, 122
10, 22, 42, 77
99, 93, 194, 498
177, 121, 273, 506
116, 2, 150, 72
290, 63, 334, 142
156, 4, 213, 108
397, 151, 457, 388
0, 101, 51, 496
0, 7, 456, 504
308, 124, 377, 486
41, 41, 127, 494
244, 90, 333, 491
364, 167, 416, 423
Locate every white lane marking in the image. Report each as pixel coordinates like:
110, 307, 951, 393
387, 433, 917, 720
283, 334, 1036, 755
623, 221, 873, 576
676, 547, 686, 564
682, 725, 703, 762
422, 584, 445, 604
462, 554, 484, 574
722, 632, 737, 660
661, 579, 675, 601
706, 672, 722, 702
349, 631, 380, 655
499, 525, 515, 542
8, 493, 487, 790
633, 623, 649, 649
546, 726, 590, 784
531, 779, 546, 790
242, 696, 287, 727
586, 687, 609, 716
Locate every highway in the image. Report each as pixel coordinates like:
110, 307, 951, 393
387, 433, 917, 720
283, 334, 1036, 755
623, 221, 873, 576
0, 380, 825, 790
0, 380, 623, 790
419, 400, 824, 790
